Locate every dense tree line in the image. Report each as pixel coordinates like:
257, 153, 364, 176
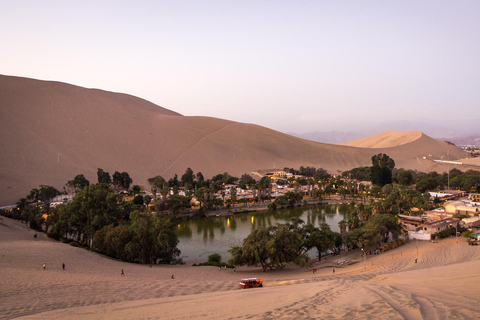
8, 170, 181, 265
415, 169, 480, 193
335, 184, 429, 250
94, 211, 179, 264
228, 219, 341, 271
342, 153, 480, 194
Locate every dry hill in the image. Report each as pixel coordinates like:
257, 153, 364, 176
0, 75, 470, 205
339, 130, 423, 148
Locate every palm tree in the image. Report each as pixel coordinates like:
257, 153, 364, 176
338, 219, 348, 234
347, 212, 360, 230
151, 185, 157, 213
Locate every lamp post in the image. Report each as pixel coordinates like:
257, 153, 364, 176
416, 236, 418, 257
361, 248, 366, 271
456, 223, 458, 244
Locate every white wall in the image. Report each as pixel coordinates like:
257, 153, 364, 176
408, 230, 431, 241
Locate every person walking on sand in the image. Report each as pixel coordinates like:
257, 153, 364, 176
121, 269, 124, 275
62, 263, 65, 270
43, 263, 46, 270
415, 258, 417, 263
333, 268, 335, 274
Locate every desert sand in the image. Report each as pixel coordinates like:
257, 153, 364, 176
0, 75, 472, 206
339, 130, 423, 148
1, 216, 480, 320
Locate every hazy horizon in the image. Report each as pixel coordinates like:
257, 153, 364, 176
2, 1, 479, 134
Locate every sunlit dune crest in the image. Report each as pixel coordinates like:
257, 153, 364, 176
339, 130, 423, 148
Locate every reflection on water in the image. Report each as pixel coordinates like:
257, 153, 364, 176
176, 204, 351, 261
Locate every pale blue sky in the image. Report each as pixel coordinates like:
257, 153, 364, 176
2, 1, 479, 134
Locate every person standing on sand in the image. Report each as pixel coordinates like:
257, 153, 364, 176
333, 268, 335, 274
43, 263, 46, 270
62, 263, 65, 270
121, 269, 124, 275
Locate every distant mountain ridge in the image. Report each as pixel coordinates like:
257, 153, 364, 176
0, 74, 471, 205
438, 134, 480, 147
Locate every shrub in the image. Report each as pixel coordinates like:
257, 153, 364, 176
47, 231, 61, 240
69, 241, 81, 247
462, 230, 473, 238
268, 202, 277, 211
208, 253, 222, 264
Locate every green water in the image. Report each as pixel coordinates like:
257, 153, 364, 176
176, 203, 351, 261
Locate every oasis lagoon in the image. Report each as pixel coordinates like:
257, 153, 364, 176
176, 203, 351, 261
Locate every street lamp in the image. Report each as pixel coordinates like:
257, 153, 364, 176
416, 236, 418, 257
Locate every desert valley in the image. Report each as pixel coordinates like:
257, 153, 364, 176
1, 74, 478, 207
2, 75, 480, 320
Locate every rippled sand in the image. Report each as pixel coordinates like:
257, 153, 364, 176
1, 216, 480, 319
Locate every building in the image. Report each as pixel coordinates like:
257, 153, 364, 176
399, 214, 460, 241
470, 193, 480, 202
472, 232, 480, 241
444, 201, 479, 216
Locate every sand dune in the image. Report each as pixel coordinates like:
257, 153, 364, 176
0, 75, 470, 205
1, 216, 480, 319
339, 130, 423, 148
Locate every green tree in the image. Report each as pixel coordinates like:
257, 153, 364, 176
301, 223, 338, 261
230, 187, 237, 207
166, 194, 191, 214
112, 171, 132, 190
133, 194, 144, 206
97, 168, 111, 185
394, 169, 414, 186
338, 219, 348, 236
66, 174, 90, 193
370, 154, 395, 187
125, 211, 180, 264
313, 168, 331, 181
38, 185, 60, 215
208, 253, 222, 264
181, 168, 195, 187
53, 184, 121, 247
228, 225, 308, 272
148, 175, 168, 211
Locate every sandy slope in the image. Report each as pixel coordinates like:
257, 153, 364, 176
1, 216, 480, 320
339, 130, 423, 148
0, 75, 469, 205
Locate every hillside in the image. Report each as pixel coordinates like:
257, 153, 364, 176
0, 75, 470, 205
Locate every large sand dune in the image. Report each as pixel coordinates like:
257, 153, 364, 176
1, 216, 480, 319
0, 75, 470, 205
339, 130, 423, 148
